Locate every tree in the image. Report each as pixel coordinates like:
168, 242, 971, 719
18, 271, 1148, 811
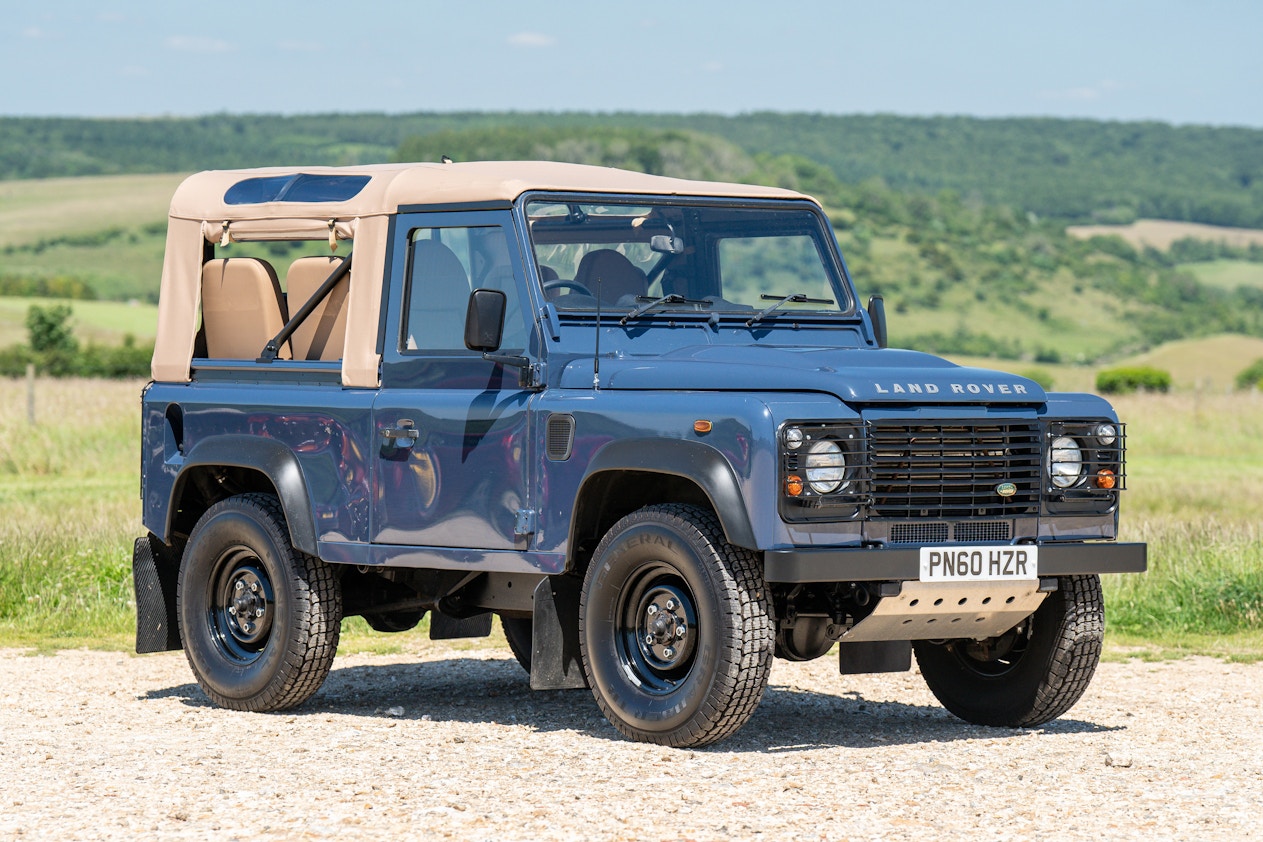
26, 304, 78, 354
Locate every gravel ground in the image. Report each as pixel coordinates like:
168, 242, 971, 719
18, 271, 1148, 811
1, 644, 1260, 841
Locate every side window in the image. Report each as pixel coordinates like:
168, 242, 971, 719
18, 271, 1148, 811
404, 225, 526, 353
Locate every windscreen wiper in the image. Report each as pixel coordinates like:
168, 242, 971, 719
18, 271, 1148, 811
619, 293, 709, 326
745, 292, 834, 328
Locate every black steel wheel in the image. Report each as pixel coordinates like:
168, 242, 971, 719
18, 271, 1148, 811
177, 493, 342, 711
579, 504, 774, 747
913, 574, 1104, 727
501, 615, 533, 673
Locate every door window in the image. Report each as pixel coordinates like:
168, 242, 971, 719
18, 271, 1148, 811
403, 225, 526, 353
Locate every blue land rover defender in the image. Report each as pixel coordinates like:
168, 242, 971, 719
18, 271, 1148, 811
134, 162, 1145, 747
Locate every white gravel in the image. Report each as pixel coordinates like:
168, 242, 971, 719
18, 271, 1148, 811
1, 645, 1260, 841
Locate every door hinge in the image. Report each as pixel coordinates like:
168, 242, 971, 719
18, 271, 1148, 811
514, 509, 538, 536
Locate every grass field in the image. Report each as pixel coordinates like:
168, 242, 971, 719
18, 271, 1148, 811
0, 173, 181, 249
0, 296, 159, 348
1, 378, 1259, 659
1180, 259, 1263, 291
1067, 219, 1263, 251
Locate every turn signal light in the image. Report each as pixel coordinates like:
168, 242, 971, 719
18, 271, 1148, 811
693, 420, 713, 434
786, 475, 804, 496
1095, 469, 1117, 489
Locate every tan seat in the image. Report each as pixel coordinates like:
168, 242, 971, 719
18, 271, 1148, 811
286, 256, 349, 361
574, 249, 647, 305
200, 258, 290, 359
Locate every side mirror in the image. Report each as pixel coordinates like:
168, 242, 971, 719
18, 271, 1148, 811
867, 294, 888, 349
464, 288, 506, 352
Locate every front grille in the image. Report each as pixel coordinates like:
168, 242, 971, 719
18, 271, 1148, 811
890, 523, 949, 544
868, 422, 1041, 519
954, 521, 1012, 542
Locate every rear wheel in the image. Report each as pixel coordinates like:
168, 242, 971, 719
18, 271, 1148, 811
177, 493, 342, 711
580, 504, 774, 747
913, 574, 1103, 727
501, 616, 533, 673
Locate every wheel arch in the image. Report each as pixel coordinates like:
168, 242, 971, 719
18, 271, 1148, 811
165, 435, 320, 556
566, 438, 757, 574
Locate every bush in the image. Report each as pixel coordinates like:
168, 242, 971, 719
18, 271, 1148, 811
1096, 365, 1172, 394
1235, 357, 1263, 391
1018, 368, 1055, 390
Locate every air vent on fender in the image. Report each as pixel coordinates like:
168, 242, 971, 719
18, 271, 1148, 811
546, 414, 575, 461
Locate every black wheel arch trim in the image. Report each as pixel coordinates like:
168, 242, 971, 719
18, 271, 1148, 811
572, 438, 757, 551
165, 435, 320, 556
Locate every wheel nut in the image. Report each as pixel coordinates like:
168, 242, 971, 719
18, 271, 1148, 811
665, 599, 676, 611
675, 625, 686, 638
255, 608, 266, 618
227, 606, 238, 616
663, 647, 675, 659
645, 633, 655, 646
235, 581, 245, 591
250, 582, 259, 593
647, 604, 659, 616
241, 622, 253, 633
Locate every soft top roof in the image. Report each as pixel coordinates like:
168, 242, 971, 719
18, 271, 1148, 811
169, 160, 813, 222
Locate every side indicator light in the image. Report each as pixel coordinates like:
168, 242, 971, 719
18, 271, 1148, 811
1095, 469, 1117, 489
786, 475, 804, 497
693, 420, 713, 434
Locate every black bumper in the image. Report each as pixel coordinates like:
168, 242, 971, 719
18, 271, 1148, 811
764, 542, 1146, 583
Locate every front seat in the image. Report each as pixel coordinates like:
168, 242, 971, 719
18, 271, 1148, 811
574, 249, 647, 306
407, 239, 471, 351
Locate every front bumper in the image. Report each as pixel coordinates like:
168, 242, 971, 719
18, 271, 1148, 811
764, 541, 1146, 583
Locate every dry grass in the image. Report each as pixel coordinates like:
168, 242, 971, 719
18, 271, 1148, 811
0, 173, 182, 249
1067, 218, 1263, 251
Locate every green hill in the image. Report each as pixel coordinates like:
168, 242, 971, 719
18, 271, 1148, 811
2, 112, 1261, 227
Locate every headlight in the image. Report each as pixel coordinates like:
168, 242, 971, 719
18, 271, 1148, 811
1095, 423, 1117, 446
804, 439, 848, 494
1049, 436, 1084, 489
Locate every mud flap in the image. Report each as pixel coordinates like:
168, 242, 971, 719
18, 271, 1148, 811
133, 533, 182, 653
529, 576, 586, 690
838, 640, 911, 675
429, 611, 493, 640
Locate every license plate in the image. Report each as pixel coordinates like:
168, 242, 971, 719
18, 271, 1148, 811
919, 546, 1039, 582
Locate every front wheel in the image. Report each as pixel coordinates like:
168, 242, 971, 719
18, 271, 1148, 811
913, 574, 1104, 727
177, 493, 342, 711
580, 504, 774, 747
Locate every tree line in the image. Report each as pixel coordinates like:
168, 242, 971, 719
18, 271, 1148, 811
2, 111, 1260, 228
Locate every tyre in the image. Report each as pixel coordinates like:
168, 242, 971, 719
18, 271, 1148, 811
501, 615, 533, 673
913, 574, 1104, 727
177, 493, 342, 711
579, 504, 774, 747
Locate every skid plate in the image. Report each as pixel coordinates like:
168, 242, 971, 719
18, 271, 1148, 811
841, 580, 1046, 642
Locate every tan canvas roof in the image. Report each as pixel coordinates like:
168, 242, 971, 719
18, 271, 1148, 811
154, 161, 816, 388
169, 160, 810, 223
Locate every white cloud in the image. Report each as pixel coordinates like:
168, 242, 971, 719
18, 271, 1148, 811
22, 26, 46, 39
164, 35, 234, 54
507, 31, 557, 48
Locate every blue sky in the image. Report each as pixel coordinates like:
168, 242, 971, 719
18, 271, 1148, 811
4, 1, 1261, 127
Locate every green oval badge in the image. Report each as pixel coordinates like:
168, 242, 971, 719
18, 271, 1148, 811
996, 482, 1018, 498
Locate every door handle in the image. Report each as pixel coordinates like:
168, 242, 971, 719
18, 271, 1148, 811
381, 419, 419, 447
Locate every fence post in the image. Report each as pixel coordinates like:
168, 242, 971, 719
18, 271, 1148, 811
26, 363, 36, 424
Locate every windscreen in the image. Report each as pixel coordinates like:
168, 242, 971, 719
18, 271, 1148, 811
525, 200, 849, 316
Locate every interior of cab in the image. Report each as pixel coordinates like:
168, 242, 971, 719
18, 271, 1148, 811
526, 200, 846, 317
196, 243, 352, 362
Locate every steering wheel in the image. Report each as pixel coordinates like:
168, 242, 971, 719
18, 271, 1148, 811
543, 279, 593, 297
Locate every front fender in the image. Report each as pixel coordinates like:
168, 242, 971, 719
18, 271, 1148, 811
167, 435, 319, 555
577, 438, 757, 549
